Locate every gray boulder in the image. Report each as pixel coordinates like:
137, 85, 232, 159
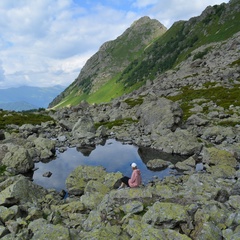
65, 165, 107, 195
201, 126, 236, 144
0, 176, 47, 205
185, 114, 209, 126
126, 219, 191, 240
183, 174, 220, 201
72, 115, 96, 139
175, 157, 196, 171
120, 200, 144, 214
33, 137, 56, 160
223, 228, 240, 240
202, 147, 237, 178
146, 159, 171, 170
227, 195, 240, 209
28, 218, 77, 240
59, 119, 75, 131
137, 97, 183, 133
80, 223, 125, 239
152, 129, 203, 155
0, 145, 8, 162
2, 144, 34, 174
142, 201, 189, 228
191, 220, 222, 240
202, 147, 237, 167
19, 124, 39, 134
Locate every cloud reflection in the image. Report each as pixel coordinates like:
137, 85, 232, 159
33, 139, 173, 191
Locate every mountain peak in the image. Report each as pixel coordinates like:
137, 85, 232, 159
130, 16, 163, 28
49, 0, 240, 109
49, 16, 167, 108
131, 16, 153, 26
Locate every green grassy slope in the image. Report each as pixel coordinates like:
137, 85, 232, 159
51, 1, 240, 109
49, 17, 166, 109
119, 2, 240, 88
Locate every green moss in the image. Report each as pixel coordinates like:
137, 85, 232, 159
183, 73, 199, 79
95, 118, 138, 129
124, 97, 144, 107
0, 165, 7, 176
167, 83, 240, 122
218, 120, 240, 127
229, 58, 240, 67
0, 110, 54, 130
203, 82, 217, 88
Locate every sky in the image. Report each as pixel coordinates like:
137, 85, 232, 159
0, 0, 229, 89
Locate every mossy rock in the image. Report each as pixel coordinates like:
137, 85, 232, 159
202, 147, 237, 167
142, 202, 189, 228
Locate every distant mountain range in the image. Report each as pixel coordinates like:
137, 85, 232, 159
0, 85, 66, 111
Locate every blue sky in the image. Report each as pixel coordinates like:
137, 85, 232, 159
0, 0, 229, 89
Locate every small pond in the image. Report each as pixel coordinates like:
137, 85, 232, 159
33, 139, 189, 192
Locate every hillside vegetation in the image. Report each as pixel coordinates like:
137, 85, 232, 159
49, 17, 166, 108
49, 0, 240, 109
0, 109, 53, 129
118, 1, 240, 88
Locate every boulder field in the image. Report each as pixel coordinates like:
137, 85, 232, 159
0, 94, 239, 239
0, 33, 240, 239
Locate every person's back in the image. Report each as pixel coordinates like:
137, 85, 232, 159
117, 162, 142, 190
129, 168, 142, 187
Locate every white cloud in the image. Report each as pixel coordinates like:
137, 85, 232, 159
0, 0, 135, 88
144, 0, 229, 28
0, 0, 230, 89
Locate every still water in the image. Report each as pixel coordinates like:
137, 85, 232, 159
33, 139, 187, 192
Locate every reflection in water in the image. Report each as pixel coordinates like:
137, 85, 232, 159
138, 147, 188, 165
76, 145, 96, 156
33, 139, 183, 192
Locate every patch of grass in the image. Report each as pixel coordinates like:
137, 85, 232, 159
183, 73, 199, 79
124, 97, 144, 107
167, 83, 240, 122
229, 58, 240, 67
218, 120, 240, 127
203, 82, 217, 88
0, 110, 54, 129
87, 76, 145, 104
55, 75, 131, 107
0, 165, 7, 176
95, 118, 138, 129
205, 142, 215, 148
52, 87, 88, 109
87, 76, 125, 104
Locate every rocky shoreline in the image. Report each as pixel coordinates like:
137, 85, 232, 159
0, 33, 240, 239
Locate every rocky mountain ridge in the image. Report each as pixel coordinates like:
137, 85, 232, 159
49, 0, 240, 108
49, 16, 166, 108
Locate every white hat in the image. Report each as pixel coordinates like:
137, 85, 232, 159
131, 163, 137, 168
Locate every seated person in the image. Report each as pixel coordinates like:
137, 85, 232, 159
118, 162, 142, 189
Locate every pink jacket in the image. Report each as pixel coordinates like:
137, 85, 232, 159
128, 169, 142, 188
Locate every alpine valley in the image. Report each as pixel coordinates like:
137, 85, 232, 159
0, 85, 65, 111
